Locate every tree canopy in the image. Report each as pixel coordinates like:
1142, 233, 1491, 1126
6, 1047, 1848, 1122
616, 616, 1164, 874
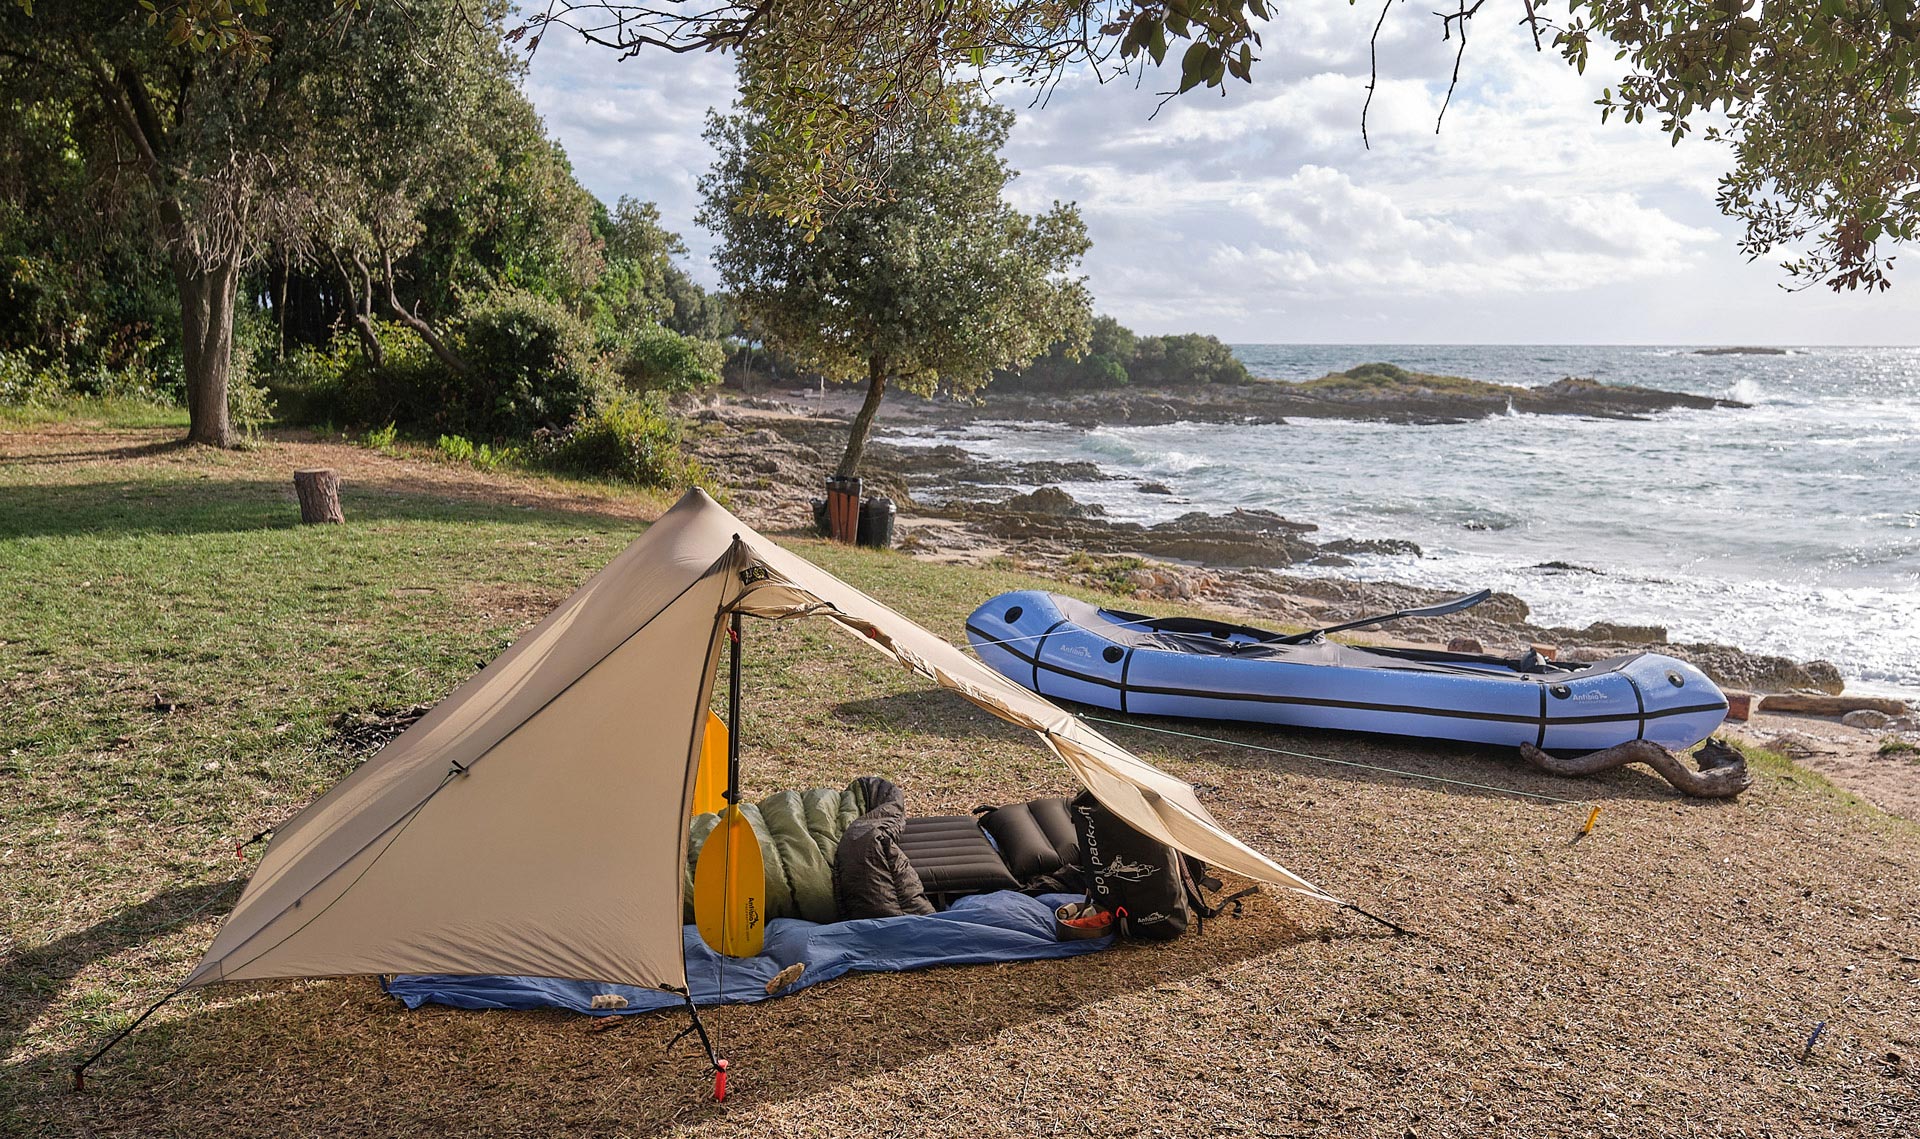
1, 0, 729, 448
1547, 1, 1920, 292
0, 0, 538, 443
702, 96, 1091, 477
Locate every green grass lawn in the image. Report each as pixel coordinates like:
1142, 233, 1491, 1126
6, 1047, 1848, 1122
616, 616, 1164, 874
5, 425, 1916, 1138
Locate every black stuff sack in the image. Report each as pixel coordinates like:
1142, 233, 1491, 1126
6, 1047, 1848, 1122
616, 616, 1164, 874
1069, 789, 1191, 941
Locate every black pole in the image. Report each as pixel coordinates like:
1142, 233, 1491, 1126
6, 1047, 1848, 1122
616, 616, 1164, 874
73, 985, 185, 1092
726, 611, 742, 804
1341, 902, 1420, 938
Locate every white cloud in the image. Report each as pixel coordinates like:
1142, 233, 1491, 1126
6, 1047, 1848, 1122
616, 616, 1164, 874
520, 7, 1920, 344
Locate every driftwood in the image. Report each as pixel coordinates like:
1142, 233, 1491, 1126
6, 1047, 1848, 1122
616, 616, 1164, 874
1758, 693, 1912, 717
1518, 737, 1751, 799
293, 468, 344, 524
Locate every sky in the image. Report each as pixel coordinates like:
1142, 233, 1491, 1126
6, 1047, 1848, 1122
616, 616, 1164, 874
522, 7, 1920, 345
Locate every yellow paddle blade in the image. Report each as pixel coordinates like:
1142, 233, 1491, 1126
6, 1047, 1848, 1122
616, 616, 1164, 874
692, 806, 766, 958
690, 711, 729, 818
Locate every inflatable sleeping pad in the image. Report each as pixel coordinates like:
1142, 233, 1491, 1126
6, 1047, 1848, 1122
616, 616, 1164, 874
967, 590, 1728, 752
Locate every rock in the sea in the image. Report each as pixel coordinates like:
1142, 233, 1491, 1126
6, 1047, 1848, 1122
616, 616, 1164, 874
1138, 512, 1319, 567
1841, 709, 1894, 729
1005, 485, 1101, 517
1321, 537, 1422, 557
1138, 482, 1174, 495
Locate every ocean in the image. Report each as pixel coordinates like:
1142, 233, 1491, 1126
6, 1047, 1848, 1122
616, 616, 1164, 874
887, 345, 1920, 696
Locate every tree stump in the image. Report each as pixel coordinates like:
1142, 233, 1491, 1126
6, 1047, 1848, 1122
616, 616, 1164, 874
293, 468, 345, 524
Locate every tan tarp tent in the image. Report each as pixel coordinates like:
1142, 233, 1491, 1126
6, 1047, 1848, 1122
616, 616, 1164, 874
183, 489, 1339, 998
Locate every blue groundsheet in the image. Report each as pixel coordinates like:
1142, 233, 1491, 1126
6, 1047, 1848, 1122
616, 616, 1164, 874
386, 891, 1108, 1016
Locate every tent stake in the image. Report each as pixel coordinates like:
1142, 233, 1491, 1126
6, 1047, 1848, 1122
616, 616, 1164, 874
72, 985, 185, 1092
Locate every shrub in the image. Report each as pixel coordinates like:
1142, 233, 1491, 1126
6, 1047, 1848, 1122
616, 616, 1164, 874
1129, 333, 1250, 386
436, 433, 475, 463
363, 422, 398, 452
533, 393, 711, 488
0, 350, 69, 403
437, 433, 518, 471
224, 319, 277, 438
262, 323, 454, 432
226, 369, 277, 438
456, 288, 610, 438
614, 325, 725, 395
0, 348, 181, 408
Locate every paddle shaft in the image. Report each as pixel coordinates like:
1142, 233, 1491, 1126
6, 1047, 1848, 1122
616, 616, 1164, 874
1276, 588, 1492, 644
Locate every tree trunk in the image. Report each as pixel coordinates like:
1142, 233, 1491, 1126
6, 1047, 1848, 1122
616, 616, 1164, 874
293, 468, 345, 524
350, 312, 385, 369
836, 358, 889, 478
381, 250, 468, 375
175, 259, 238, 448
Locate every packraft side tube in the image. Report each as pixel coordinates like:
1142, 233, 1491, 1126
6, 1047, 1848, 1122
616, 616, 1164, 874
966, 590, 1728, 753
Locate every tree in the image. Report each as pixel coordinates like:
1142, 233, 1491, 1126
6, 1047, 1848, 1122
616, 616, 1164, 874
536, 1, 1268, 232
592, 196, 724, 337
1, 1, 342, 443
28, 2, 1920, 299
1546, 1, 1920, 292
1129, 332, 1250, 386
0, 91, 177, 370
1016, 314, 1138, 388
702, 97, 1090, 478
0, 0, 553, 445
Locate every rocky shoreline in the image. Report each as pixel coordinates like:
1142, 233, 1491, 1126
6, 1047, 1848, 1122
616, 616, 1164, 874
691, 394, 1856, 699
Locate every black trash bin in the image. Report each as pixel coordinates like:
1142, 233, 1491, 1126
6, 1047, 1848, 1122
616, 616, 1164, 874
856, 495, 896, 549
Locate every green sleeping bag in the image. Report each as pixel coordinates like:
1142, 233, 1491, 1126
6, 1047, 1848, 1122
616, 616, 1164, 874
683, 780, 871, 924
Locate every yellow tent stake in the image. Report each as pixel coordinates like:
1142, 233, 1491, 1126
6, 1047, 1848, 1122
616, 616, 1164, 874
1581, 806, 1601, 836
